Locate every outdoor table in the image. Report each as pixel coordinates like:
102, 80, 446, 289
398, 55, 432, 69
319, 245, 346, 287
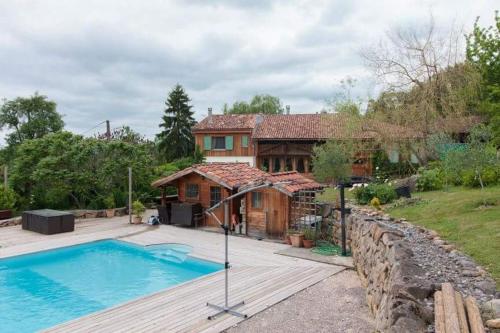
22, 209, 75, 235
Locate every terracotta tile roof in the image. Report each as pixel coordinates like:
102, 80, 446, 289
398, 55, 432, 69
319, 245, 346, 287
193, 114, 258, 132
151, 163, 269, 189
269, 171, 323, 195
253, 114, 420, 140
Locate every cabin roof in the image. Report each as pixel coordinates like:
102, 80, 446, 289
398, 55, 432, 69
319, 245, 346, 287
151, 163, 323, 196
192, 114, 258, 132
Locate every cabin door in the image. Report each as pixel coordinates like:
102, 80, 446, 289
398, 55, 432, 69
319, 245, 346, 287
264, 191, 285, 238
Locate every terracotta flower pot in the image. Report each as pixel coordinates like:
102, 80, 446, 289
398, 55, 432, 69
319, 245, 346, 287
105, 209, 115, 218
285, 235, 292, 245
133, 216, 143, 224
303, 239, 314, 249
289, 233, 304, 247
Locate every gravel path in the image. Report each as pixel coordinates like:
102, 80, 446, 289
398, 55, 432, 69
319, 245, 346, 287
225, 269, 375, 333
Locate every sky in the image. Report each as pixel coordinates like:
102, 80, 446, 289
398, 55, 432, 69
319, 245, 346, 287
0, 0, 497, 142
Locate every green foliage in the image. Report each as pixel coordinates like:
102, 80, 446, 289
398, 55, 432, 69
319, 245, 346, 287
353, 184, 397, 205
462, 166, 499, 187
416, 169, 444, 191
466, 11, 500, 146
372, 150, 417, 181
370, 197, 381, 210
223, 94, 284, 115
312, 139, 355, 184
157, 84, 196, 161
0, 93, 64, 147
132, 200, 146, 216
10, 131, 156, 210
0, 186, 16, 210
303, 228, 316, 241
103, 194, 115, 209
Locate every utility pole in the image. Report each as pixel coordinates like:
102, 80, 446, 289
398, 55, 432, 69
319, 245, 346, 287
106, 120, 111, 140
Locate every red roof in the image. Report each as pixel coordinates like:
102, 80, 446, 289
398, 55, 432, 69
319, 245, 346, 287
193, 114, 258, 132
151, 163, 323, 196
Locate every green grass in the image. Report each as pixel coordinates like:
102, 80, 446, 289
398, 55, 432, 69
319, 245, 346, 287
387, 186, 500, 288
317, 187, 355, 203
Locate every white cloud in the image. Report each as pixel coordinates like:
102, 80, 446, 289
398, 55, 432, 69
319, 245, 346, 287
0, 0, 497, 142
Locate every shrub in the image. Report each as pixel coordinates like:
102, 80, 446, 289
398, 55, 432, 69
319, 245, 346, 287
462, 166, 499, 187
353, 184, 397, 205
132, 200, 146, 217
416, 169, 444, 191
103, 194, 115, 209
0, 186, 16, 210
370, 197, 381, 210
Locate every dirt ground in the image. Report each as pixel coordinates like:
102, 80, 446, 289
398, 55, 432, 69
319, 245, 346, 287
225, 269, 376, 333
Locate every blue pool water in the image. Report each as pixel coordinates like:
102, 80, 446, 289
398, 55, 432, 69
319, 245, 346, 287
0, 240, 222, 333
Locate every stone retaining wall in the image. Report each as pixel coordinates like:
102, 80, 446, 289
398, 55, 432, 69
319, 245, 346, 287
348, 211, 432, 332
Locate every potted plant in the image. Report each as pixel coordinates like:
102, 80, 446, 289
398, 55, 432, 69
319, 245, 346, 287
104, 194, 116, 218
285, 229, 293, 245
0, 186, 16, 220
288, 229, 304, 248
302, 228, 315, 248
132, 200, 146, 224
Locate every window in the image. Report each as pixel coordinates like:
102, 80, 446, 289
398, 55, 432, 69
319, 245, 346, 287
285, 157, 293, 171
273, 157, 281, 173
261, 158, 269, 171
185, 183, 199, 199
389, 149, 399, 163
210, 186, 221, 207
241, 135, 249, 148
297, 158, 305, 173
251, 192, 262, 209
212, 137, 225, 149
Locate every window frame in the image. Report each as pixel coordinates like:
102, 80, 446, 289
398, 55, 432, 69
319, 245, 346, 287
185, 183, 199, 199
212, 137, 226, 150
251, 191, 263, 209
210, 186, 222, 207
241, 135, 249, 148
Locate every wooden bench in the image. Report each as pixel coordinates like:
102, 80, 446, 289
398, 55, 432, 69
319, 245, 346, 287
434, 283, 485, 333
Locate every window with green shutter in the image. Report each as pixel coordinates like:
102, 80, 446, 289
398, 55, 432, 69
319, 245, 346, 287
241, 135, 249, 148
225, 136, 233, 150
203, 136, 211, 150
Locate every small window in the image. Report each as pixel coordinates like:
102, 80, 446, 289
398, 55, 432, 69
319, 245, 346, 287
251, 192, 262, 209
210, 186, 222, 207
273, 157, 281, 173
185, 183, 199, 199
212, 137, 226, 150
261, 158, 269, 171
297, 158, 305, 173
241, 135, 249, 148
285, 157, 293, 171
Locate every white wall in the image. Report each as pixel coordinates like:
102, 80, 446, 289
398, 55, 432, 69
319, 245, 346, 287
205, 156, 255, 166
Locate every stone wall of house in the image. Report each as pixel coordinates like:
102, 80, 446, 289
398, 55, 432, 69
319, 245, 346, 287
331, 208, 497, 332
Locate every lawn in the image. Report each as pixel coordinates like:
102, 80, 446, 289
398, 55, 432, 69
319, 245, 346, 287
387, 186, 500, 288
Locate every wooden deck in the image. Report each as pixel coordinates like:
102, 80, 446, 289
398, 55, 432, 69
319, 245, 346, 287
1, 213, 346, 333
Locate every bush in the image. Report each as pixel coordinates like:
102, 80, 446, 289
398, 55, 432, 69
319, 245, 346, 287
370, 197, 381, 210
416, 169, 444, 191
353, 184, 397, 205
0, 186, 16, 210
103, 194, 115, 209
462, 167, 499, 187
132, 200, 146, 217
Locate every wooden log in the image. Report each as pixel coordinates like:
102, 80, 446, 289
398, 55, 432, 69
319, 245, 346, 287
434, 291, 446, 333
455, 291, 470, 333
442, 283, 461, 333
464, 296, 485, 333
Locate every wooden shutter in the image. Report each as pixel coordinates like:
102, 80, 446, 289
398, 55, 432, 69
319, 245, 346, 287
203, 136, 211, 150
225, 136, 233, 150
241, 135, 249, 148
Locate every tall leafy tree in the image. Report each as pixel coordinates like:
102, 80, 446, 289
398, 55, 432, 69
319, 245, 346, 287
466, 11, 500, 146
223, 94, 283, 114
157, 84, 196, 161
0, 93, 64, 146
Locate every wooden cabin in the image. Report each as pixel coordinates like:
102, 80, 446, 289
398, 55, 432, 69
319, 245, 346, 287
151, 163, 323, 239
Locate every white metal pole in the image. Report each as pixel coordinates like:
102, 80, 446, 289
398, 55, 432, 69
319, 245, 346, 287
3, 166, 7, 189
128, 167, 132, 224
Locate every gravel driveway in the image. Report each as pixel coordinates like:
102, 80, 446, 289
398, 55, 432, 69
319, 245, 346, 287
225, 269, 376, 333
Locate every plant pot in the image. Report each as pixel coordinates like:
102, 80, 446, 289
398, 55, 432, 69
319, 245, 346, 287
0, 209, 12, 220
105, 209, 115, 218
303, 239, 314, 248
285, 235, 292, 245
133, 216, 143, 224
289, 233, 304, 248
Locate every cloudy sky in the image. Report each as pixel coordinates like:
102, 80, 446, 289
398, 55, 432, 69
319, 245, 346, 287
0, 0, 496, 141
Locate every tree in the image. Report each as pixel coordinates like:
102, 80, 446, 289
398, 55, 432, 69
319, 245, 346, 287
327, 77, 362, 116
0, 93, 64, 146
466, 11, 500, 146
157, 84, 196, 161
313, 139, 358, 184
223, 94, 284, 114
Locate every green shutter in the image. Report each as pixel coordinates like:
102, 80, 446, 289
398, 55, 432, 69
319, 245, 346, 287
225, 136, 233, 150
241, 135, 249, 148
203, 136, 211, 150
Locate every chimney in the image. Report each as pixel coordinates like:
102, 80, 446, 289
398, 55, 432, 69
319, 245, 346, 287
208, 107, 212, 117
286, 105, 290, 115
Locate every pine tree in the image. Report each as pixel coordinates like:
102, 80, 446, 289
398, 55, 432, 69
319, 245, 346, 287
157, 84, 196, 161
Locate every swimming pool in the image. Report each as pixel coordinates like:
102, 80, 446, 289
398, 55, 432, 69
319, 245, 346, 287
0, 239, 222, 333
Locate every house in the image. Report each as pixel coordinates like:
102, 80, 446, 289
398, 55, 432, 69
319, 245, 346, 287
192, 111, 420, 179
151, 162, 323, 239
